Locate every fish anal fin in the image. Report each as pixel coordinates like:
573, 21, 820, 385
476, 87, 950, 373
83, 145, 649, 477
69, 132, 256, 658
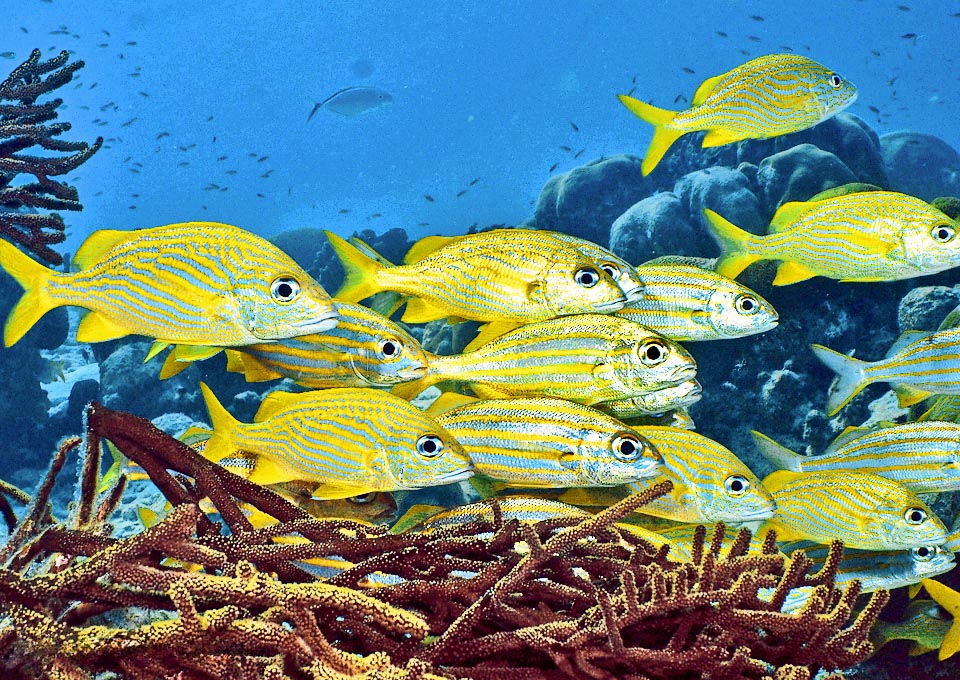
691, 74, 724, 107
403, 235, 459, 264
772, 261, 817, 286
892, 383, 934, 408
311, 481, 372, 501
73, 230, 135, 270
159, 351, 190, 380
247, 455, 292, 486
76, 310, 129, 343
701, 128, 739, 148
400, 297, 447, 324
144, 341, 170, 363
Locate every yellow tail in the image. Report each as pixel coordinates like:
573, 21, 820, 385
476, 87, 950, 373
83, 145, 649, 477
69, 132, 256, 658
198, 382, 241, 463
617, 94, 684, 176
701, 209, 762, 280
0, 240, 58, 347
324, 231, 385, 303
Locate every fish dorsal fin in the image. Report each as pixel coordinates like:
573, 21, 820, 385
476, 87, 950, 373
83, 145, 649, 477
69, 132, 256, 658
426, 392, 479, 416
691, 73, 724, 107
253, 390, 305, 422
769, 202, 814, 233
760, 469, 802, 493
772, 261, 818, 286
144, 341, 170, 363
885, 330, 931, 358
463, 321, 519, 352
403, 235, 460, 265
400, 297, 447, 324
808, 183, 883, 202
73, 229, 135, 270
892, 383, 934, 408
159, 350, 190, 380
76, 310, 129, 343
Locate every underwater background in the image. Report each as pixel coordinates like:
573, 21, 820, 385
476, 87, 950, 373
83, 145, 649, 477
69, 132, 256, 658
4, 0, 960, 678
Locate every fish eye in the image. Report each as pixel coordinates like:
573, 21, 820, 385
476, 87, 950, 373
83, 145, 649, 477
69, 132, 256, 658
349, 492, 378, 505
828, 73, 843, 89
931, 224, 957, 243
574, 267, 600, 288
416, 434, 444, 458
378, 338, 401, 359
724, 475, 750, 496
904, 507, 927, 525
611, 434, 642, 462
735, 295, 758, 314
637, 340, 668, 366
911, 545, 938, 561
270, 276, 301, 303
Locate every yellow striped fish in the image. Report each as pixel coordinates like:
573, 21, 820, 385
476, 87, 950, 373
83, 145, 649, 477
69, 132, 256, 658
326, 228, 626, 324
761, 470, 947, 550
550, 233, 644, 302
212, 301, 428, 387
392, 314, 696, 405
812, 327, 960, 415
617, 262, 777, 341
199, 384, 472, 499
920, 579, 960, 660
0, 222, 338, 348
704, 192, 960, 285
432, 397, 662, 487
563, 427, 774, 524
596, 379, 701, 420
870, 599, 953, 658
754, 423, 960, 494
619, 54, 857, 175
656, 523, 775, 562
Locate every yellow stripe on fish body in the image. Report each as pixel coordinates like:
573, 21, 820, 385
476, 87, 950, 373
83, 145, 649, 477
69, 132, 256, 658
0, 222, 339, 348
434, 397, 662, 488
199, 384, 472, 499
619, 54, 857, 175
870, 599, 953, 657
393, 314, 696, 404
918, 395, 960, 423
812, 326, 960, 415
223, 300, 428, 388
704, 192, 960, 285
624, 427, 774, 524
753, 423, 960, 494
616, 263, 778, 341
596, 379, 702, 420
326, 228, 627, 324
761, 470, 947, 550
657, 523, 777, 562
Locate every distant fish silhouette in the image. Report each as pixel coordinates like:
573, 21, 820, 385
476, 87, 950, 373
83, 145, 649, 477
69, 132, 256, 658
308, 87, 393, 120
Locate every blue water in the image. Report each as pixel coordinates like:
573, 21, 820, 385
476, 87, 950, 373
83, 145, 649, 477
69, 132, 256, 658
6, 0, 960, 252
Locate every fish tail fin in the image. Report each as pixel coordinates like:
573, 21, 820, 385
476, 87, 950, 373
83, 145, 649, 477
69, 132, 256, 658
0, 240, 58, 347
617, 94, 684, 175
810, 344, 870, 416
325, 230, 385, 303
702, 209, 762, 280
198, 382, 240, 463
751, 431, 804, 472
391, 352, 445, 400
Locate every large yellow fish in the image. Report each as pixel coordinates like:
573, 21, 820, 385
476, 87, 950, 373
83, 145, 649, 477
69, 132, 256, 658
0, 222, 338, 348
326, 228, 626, 324
619, 53, 857, 175
704, 192, 960, 285
199, 384, 473, 499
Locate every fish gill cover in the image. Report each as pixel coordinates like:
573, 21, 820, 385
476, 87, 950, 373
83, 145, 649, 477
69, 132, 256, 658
1, 2, 960, 679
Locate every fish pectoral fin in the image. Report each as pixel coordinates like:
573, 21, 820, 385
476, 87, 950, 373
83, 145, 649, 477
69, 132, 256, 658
558, 451, 581, 470
772, 261, 818, 286
144, 340, 170, 363
400, 297, 447, 324
227, 351, 285, 383
390, 505, 445, 534
310, 481, 370, 501
424, 392, 479, 416
592, 362, 615, 382
691, 74, 724, 107
159, 350, 191, 380
174, 344, 223, 362
463, 321, 519, 352
689, 309, 712, 325
892, 383, 934, 408
246, 455, 291, 486
700, 128, 739, 148
76, 310, 129, 343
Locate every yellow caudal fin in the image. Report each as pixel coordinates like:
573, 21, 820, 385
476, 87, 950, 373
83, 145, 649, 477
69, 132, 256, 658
324, 230, 385, 303
751, 431, 804, 472
0, 240, 59, 347
921, 578, 960, 661
462, 321, 520, 352
617, 94, 684, 176
425, 392, 479, 416
198, 382, 241, 463
809, 344, 870, 416
701, 209, 762, 280
391, 373, 441, 400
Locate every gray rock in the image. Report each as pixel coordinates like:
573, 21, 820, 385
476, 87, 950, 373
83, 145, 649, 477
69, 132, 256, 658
756, 143, 857, 212
100, 341, 202, 421
897, 286, 960, 332
608, 192, 701, 262
881, 131, 960, 201
674, 166, 764, 234
534, 154, 654, 246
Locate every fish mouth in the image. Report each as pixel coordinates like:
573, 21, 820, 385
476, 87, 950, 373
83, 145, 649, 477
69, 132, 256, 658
734, 506, 776, 522
395, 364, 429, 381
593, 297, 627, 313
295, 310, 339, 333
668, 365, 698, 383
426, 468, 474, 486
621, 284, 645, 304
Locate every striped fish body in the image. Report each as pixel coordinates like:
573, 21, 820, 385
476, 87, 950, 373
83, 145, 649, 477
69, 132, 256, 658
626, 408, 696, 430
327, 229, 626, 324
754, 424, 960, 494
791, 542, 955, 593
624, 427, 774, 523
408, 314, 696, 405
596, 379, 702, 419
616, 263, 777, 341
224, 301, 428, 388
619, 54, 856, 174
705, 192, 960, 285
657, 523, 777, 562
200, 385, 472, 498
434, 397, 662, 487
550, 233, 644, 302
918, 395, 960, 423
870, 599, 952, 656
762, 470, 947, 550
812, 327, 960, 415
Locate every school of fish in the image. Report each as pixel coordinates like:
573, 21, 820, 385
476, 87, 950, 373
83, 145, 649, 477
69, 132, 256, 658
3, 50, 960, 662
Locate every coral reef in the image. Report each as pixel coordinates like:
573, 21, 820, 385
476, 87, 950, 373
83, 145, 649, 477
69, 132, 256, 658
0, 402, 885, 679
0, 49, 102, 265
